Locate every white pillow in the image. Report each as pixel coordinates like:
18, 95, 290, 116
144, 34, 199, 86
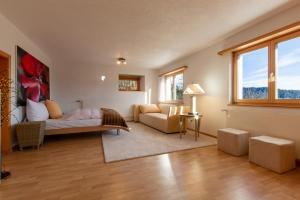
26, 99, 49, 121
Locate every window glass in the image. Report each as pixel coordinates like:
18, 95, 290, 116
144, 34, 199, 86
174, 73, 183, 100
237, 47, 269, 99
276, 36, 300, 99
165, 76, 173, 100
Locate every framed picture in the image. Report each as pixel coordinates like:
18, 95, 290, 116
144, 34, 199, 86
16, 46, 50, 106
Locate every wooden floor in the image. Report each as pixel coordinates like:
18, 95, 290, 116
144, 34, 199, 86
1, 132, 300, 200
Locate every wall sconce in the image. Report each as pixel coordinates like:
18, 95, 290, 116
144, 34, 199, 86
100, 75, 106, 81
75, 100, 83, 109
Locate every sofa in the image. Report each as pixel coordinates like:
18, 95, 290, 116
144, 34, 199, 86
133, 104, 190, 133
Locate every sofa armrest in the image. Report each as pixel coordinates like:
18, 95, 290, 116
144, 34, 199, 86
167, 114, 180, 132
133, 104, 140, 122
168, 106, 178, 118
168, 105, 191, 117
176, 105, 191, 115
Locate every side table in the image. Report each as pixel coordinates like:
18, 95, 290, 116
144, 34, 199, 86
16, 121, 46, 150
179, 113, 203, 141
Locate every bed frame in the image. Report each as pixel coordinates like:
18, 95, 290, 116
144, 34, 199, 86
44, 108, 130, 136
45, 126, 122, 135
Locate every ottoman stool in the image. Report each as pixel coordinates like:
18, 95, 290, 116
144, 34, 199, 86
249, 136, 295, 173
218, 128, 249, 156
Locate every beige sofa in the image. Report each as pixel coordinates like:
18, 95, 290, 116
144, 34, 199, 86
133, 104, 189, 133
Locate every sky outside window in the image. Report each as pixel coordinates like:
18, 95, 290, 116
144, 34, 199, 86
238, 47, 269, 99
276, 36, 300, 99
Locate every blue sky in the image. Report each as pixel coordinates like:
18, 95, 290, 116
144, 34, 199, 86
240, 36, 300, 90
241, 47, 268, 88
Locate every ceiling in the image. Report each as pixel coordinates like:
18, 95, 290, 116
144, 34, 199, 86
0, 0, 298, 69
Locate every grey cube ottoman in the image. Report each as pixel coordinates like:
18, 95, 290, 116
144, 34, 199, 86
249, 136, 296, 173
218, 128, 249, 156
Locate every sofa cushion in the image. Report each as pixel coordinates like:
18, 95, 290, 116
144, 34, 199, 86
158, 104, 171, 115
139, 113, 168, 132
143, 113, 168, 120
140, 104, 161, 114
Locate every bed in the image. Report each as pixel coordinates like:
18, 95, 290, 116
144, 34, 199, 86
44, 108, 129, 135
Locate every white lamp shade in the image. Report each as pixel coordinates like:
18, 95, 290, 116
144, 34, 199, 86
183, 83, 205, 95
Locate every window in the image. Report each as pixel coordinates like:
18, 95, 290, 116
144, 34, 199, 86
233, 30, 300, 106
165, 75, 174, 100
158, 66, 187, 102
174, 73, 184, 100
165, 72, 184, 101
119, 75, 141, 91
237, 46, 269, 100
275, 36, 300, 99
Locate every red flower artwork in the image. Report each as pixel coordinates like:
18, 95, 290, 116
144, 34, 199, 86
17, 46, 50, 106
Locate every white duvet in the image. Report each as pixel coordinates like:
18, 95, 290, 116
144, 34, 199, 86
64, 108, 103, 120
45, 108, 103, 130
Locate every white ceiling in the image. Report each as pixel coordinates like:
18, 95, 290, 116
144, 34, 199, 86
0, 0, 298, 68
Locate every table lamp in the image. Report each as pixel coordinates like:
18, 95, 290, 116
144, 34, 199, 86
183, 83, 205, 115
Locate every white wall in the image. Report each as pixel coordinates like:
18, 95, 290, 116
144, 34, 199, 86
0, 13, 52, 125
0, 10, 157, 123
158, 4, 300, 158
52, 61, 157, 119
158, 43, 229, 136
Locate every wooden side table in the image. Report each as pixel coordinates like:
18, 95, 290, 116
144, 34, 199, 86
179, 113, 203, 141
16, 121, 45, 150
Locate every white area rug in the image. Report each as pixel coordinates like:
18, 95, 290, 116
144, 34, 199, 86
101, 122, 217, 162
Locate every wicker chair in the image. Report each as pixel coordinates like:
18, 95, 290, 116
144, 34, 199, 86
16, 121, 46, 150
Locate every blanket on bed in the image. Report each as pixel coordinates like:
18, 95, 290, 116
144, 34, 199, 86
101, 108, 130, 132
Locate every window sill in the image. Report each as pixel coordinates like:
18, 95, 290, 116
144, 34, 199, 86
159, 100, 184, 105
119, 90, 143, 92
228, 102, 300, 109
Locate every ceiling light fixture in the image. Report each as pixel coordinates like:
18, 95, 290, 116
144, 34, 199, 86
116, 57, 127, 65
